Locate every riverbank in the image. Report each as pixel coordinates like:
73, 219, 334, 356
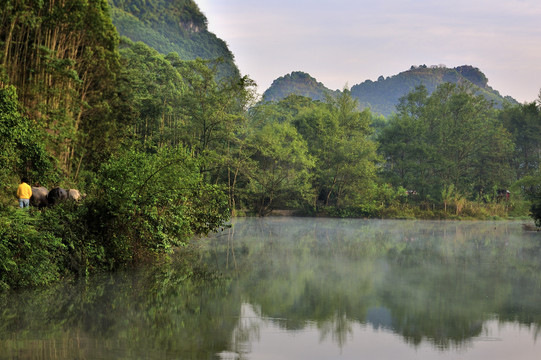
1, 193, 535, 293
267, 198, 532, 222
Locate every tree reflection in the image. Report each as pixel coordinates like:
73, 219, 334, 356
0, 254, 240, 359
204, 218, 541, 350
1, 218, 541, 358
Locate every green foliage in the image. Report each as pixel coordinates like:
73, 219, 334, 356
109, 0, 239, 80
178, 58, 253, 156
262, 71, 339, 102
0, 208, 64, 290
378, 83, 515, 202
293, 89, 380, 209
1, 0, 120, 175
0, 144, 231, 290
244, 121, 315, 215
499, 101, 541, 179
84, 145, 230, 267
0, 86, 56, 194
246, 90, 381, 214
515, 174, 541, 226
116, 39, 185, 148
531, 196, 541, 227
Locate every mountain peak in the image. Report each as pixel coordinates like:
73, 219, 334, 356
454, 65, 489, 88
262, 71, 338, 102
263, 65, 516, 117
349, 65, 512, 116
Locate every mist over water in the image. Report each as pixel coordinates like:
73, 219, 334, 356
2, 218, 540, 359
209, 218, 541, 359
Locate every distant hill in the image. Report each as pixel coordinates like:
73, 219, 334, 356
263, 65, 517, 117
350, 65, 517, 116
108, 0, 240, 79
262, 72, 339, 102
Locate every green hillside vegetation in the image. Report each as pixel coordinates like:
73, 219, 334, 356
262, 71, 339, 102
109, 0, 240, 80
351, 65, 517, 117
1, 0, 540, 291
379, 83, 513, 201
264, 66, 517, 117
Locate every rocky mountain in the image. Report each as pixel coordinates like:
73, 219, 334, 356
262, 72, 340, 102
108, 0, 239, 79
350, 65, 517, 116
263, 65, 517, 117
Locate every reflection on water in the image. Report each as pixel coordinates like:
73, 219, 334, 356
225, 303, 540, 360
1, 218, 541, 359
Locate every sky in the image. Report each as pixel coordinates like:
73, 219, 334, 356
196, 0, 541, 103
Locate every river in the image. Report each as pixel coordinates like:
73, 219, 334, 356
1, 218, 540, 359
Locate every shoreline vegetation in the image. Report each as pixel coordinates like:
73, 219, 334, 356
1, 0, 540, 291
1, 196, 537, 292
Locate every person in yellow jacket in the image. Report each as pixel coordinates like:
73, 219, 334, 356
17, 177, 32, 208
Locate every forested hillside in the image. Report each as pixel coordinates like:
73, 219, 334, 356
1, 0, 540, 291
262, 71, 339, 102
108, 0, 240, 80
351, 65, 517, 116
264, 65, 517, 117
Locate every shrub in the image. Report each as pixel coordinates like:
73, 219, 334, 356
1, 145, 230, 290
81, 145, 230, 268
532, 196, 541, 227
0, 208, 64, 290
37, 200, 105, 276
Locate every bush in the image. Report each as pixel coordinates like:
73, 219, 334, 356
513, 175, 541, 225
532, 196, 541, 227
37, 200, 105, 276
378, 203, 416, 219
76, 145, 230, 268
0, 208, 64, 290
1, 145, 230, 290
460, 201, 507, 219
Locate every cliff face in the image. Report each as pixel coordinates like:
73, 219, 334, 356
108, 0, 240, 80
455, 65, 488, 88
179, 20, 201, 33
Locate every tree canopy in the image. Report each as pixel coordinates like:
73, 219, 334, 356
378, 83, 515, 204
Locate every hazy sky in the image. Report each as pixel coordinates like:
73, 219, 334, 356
196, 0, 541, 103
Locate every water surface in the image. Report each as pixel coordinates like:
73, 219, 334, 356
1, 218, 540, 359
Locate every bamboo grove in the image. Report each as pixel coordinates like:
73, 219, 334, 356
1, 0, 119, 178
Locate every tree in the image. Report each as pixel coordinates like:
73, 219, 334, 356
75, 145, 230, 268
244, 121, 314, 216
378, 84, 514, 202
115, 39, 184, 149
176, 58, 257, 216
0, 86, 54, 197
177, 59, 254, 157
499, 100, 541, 179
0, 0, 120, 176
293, 89, 379, 208
531, 193, 541, 227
